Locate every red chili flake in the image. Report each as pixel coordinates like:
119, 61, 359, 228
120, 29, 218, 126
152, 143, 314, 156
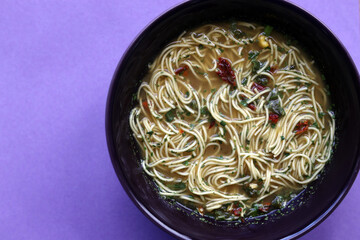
294, 120, 309, 135
269, 113, 279, 124
240, 217, 245, 223
259, 203, 271, 213
248, 103, 256, 111
232, 207, 242, 216
174, 65, 189, 75
270, 65, 278, 74
251, 82, 266, 92
179, 129, 184, 134
142, 100, 149, 109
209, 120, 216, 129
216, 57, 236, 86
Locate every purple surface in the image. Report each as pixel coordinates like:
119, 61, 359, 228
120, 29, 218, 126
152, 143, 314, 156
0, 0, 359, 239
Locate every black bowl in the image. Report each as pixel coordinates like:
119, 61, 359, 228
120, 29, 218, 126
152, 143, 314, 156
106, 0, 360, 239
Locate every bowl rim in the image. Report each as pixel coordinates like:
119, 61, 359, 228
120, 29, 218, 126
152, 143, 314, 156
105, 0, 360, 239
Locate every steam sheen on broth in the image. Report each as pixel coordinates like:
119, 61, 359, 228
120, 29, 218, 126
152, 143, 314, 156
129, 22, 335, 220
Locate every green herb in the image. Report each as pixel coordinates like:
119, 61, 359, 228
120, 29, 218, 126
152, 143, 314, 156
271, 196, 284, 209
241, 77, 248, 86
219, 48, 224, 53
281, 136, 285, 140
194, 66, 205, 75
230, 22, 244, 39
243, 185, 259, 197
264, 25, 273, 36
321, 74, 326, 81
189, 99, 197, 109
240, 99, 248, 107
201, 106, 210, 116
146, 131, 154, 136
248, 50, 260, 60
182, 132, 186, 137
278, 91, 284, 98
198, 44, 204, 49
252, 60, 262, 72
271, 123, 276, 129
312, 121, 319, 128
185, 91, 190, 98
318, 112, 326, 118
172, 182, 186, 190
211, 88, 217, 93
165, 109, 176, 122
268, 88, 279, 100
183, 161, 189, 166
255, 76, 268, 86
220, 121, 227, 127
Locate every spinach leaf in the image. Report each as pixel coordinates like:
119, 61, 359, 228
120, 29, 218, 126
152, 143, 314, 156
268, 99, 285, 116
264, 25, 273, 36
248, 50, 260, 60
252, 60, 263, 72
271, 195, 284, 209
230, 22, 244, 39
268, 88, 279, 100
255, 76, 268, 86
243, 185, 259, 197
172, 182, 186, 190
165, 109, 176, 122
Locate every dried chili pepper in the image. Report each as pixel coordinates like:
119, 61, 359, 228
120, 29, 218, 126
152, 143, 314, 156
209, 120, 216, 129
259, 202, 271, 213
216, 57, 236, 86
248, 103, 256, 111
294, 120, 309, 135
232, 207, 242, 216
251, 82, 266, 92
270, 65, 278, 74
174, 65, 189, 75
269, 113, 279, 124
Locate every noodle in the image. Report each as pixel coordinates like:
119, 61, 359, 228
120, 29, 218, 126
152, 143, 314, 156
129, 22, 335, 220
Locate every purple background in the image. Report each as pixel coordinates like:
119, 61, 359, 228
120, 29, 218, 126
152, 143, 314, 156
0, 0, 359, 239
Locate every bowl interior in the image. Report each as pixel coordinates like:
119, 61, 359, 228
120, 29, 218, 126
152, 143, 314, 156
106, 0, 360, 239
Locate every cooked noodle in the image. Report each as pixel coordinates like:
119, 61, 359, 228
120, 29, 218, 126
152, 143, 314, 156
129, 22, 335, 219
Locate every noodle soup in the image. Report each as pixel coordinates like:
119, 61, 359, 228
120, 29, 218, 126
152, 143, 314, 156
129, 22, 335, 220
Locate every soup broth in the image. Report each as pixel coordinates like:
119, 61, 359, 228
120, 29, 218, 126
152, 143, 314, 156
129, 22, 335, 220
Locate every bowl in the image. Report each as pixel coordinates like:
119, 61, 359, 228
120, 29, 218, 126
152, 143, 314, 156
105, 0, 360, 239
